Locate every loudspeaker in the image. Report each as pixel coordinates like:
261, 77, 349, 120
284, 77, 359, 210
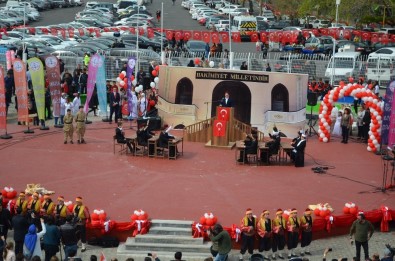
307, 92, 318, 106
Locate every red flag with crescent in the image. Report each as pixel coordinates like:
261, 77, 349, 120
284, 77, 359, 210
275, 31, 283, 42
138, 27, 145, 35
211, 32, 219, 43
219, 32, 229, 43
111, 27, 119, 32
320, 28, 329, 36
390, 35, 395, 43
250, 32, 258, 42
361, 32, 371, 41
352, 30, 361, 36
371, 33, 379, 43
202, 31, 211, 43
95, 28, 101, 37
147, 28, 154, 38
174, 30, 183, 40
260, 32, 267, 43
68, 28, 74, 38
343, 29, 351, 40
381, 34, 389, 44
213, 120, 226, 137
119, 26, 127, 31
193, 31, 202, 40
51, 28, 57, 36
129, 27, 136, 34
302, 29, 310, 39
103, 28, 110, 32
28, 28, 36, 35
217, 107, 230, 121
165, 30, 174, 40
282, 32, 291, 44
78, 28, 84, 36
60, 29, 66, 39
183, 30, 192, 41
312, 29, 319, 36
231, 32, 241, 42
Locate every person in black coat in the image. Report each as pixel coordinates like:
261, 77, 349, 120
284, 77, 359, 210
238, 134, 258, 163
115, 121, 134, 153
136, 122, 154, 147
292, 134, 306, 167
109, 87, 121, 124
12, 207, 29, 255
220, 92, 233, 107
260, 131, 281, 164
362, 107, 371, 143
0, 205, 12, 241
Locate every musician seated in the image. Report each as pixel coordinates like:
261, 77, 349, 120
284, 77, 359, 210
261, 130, 281, 164
136, 120, 154, 147
238, 134, 258, 163
158, 125, 179, 156
115, 121, 135, 153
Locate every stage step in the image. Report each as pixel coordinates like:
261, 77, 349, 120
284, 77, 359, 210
150, 219, 193, 228
134, 234, 204, 245
123, 239, 210, 253
117, 246, 212, 261
148, 226, 192, 236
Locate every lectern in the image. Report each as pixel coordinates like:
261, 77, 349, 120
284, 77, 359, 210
211, 107, 234, 146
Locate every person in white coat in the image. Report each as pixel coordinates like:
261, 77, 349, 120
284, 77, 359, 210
60, 94, 67, 125
138, 93, 147, 117
129, 90, 138, 120
23, 219, 46, 260
72, 93, 81, 116
64, 98, 74, 117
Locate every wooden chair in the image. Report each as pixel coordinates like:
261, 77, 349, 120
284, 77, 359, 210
134, 141, 147, 156
247, 153, 258, 166
113, 135, 127, 155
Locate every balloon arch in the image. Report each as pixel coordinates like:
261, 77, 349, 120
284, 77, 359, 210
318, 82, 383, 152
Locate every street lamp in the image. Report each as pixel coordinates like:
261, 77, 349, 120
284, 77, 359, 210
330, 0, 340, 86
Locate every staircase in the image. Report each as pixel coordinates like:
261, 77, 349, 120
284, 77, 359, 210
117, 220, 212, 261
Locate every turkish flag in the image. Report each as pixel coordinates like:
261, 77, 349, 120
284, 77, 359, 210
352, 30, 361, 36
28, 27, 36, 35
183, 30, 192, 41
138, 27, 145, 35
119, 26, 128, 31
320, 28, 329, 36
213, 120, 226, 137
103, 28, 110, 32
231, 32, 241, 42
192, 31, 202, 40
276, 31, 283, 42
361, 32, 371, 41
343, 29, 351, 40
129, 27, 136, 34
165, 30, 174, 40
111, 27, 120, 32
390, 35, 395, 43
312, 29, 319, 36
371, 33, 379, 43
121, 100, 129, 115
174, 30, 183, 40
219, 32, 229, 43
250, 32, 258, 42
260, 32, 267, 43
302, 29, 310, 39
291, 31, 299, 43
95, 28, 101, 37
78, 28, 84, 36
147, 28, 154, 38
51, 28, 57, 36
211, 32, 219, 43
60, 29, 66, 39
381, 34, 389, 44
202, 31, 211, 43
282, 32, 292, 44
68, 28, 74, 38
216, 107, 230, 121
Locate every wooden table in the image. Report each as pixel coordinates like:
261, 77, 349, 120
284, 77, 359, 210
148, 136, 159, 157
258, 142, 269, 165
168, 137, 183, 160
280, 142, 294, 165
235, 140, 247, 164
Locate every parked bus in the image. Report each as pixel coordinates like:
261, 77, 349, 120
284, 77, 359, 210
231, 16, 257, 41
366, 47, 395, 87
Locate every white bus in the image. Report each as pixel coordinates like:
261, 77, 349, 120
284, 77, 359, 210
231, 16, 257, 41
366, 47, 395, 87
325, 52, 362, 85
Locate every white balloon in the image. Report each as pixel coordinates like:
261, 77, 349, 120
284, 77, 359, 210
368, 131, 373, 136
116, 77, 121, 82
321, 118, 326, 123
370, 135, 375, 140
373, 99, 378, 104
324, 122, 329, 127
328, 98, 333, 103
139, 84, 143, 90
368, 97, 373, 102
122, 71, 126, 76
367, 147, 372, 151
373, 140, 378, 145
154, 77, 159, 84
322, 110, 327, 115
150, 82, 156, 88
323, 137, 328, 143
132, 79, 137, 86
319, 114, 324, 119
320, 133, 325, 138
120, 81, 125, 87
373, 111, 378, 116
323, 105, 328, 111
209, 61, 215, 68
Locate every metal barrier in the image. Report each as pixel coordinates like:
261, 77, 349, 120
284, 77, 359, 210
0, 51, 390, 86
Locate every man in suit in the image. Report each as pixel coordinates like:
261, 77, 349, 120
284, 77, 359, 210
292, 134, 306, 167
12, 207, 29, 254
109, 87, 121, 124
220, 92, 233, 107
115, 121, 135, 153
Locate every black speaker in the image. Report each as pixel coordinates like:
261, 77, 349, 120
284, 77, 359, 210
307, 92, 318, 106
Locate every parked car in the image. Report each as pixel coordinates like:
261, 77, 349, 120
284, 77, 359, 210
311, 19, 330, 29
304, 36, 334, 55
183, 40, 206, 56
121, 34, 163, 52
336, 40, 373, 56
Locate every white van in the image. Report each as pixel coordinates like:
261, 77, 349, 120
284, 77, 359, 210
231, 15, 257, 41
366, 47, 395, 87
325, 52, 361, 84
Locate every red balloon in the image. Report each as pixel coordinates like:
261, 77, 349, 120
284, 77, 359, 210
314, 208, 320, 216
99, 213, 107, 221
155, 65, 160, 71
1, 190, 7, 197
212, 216, 218, 224
343, 207, 350, 214
206, 218, 214, 226
131, 214, 138, 221
319, 210, 327, 217
152, 70, 158, 77
91, 212, 99, 221
119, 73, 125, 80
67, 204, 74, 213
349, 206, 359, 215
141, 213, 148, 220
194, 58, 200, 65
199, 216, 206, 225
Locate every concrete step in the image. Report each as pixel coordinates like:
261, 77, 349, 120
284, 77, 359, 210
148, 226, 192, 236
117, 244, 213, 261
150, 219, 194, 229
134, 234, 203, 245
122, 240, 211, 253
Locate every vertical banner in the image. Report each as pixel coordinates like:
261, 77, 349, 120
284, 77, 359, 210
6, 51, 12, 70
84, 54, 101, 113
27, 58, 45, 121
126, 57, 136, 115
0, 66, 6, 130
45, 56, 62, 117
216, 107, 230, 121
383, 81, 395, 147
13, 59, 29, 122
213, 120, 226, 137
96, 55, 107, 116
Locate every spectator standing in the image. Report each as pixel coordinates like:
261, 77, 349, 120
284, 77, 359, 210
42, 217, 60, 261
59, 216, 78, 261
156, 10, 161, 22
3, 242, 15, 261
0, 205, 12, 241
12, 208, 29, 255
23, 219, 46, 260
240, 61, 248, 70
265, 63, 271, 72
78, 69, 88, 94
349, 211, 374, 261
209, 224, 231, 261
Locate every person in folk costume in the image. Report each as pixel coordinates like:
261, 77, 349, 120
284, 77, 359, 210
40, 195, 55, 217
27, 192, 41, 216
300, 208, 313, 256
15, 192, 28, 216
73, 197, 90, 252
271, 209, 286, 260
256, 210, 272, 260
286, 208, 300, 258
54, 196, 70, 226
292, 134, 307, 167
239, 208, 256, 260
63, 109, 74, 144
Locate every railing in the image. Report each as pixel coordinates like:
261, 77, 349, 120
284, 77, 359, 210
233, 118, 265, 141
184, 117, 213, 142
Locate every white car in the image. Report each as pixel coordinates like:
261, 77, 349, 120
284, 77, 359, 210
218, 4, 239, 14
129, 14, 153, 21
196, 11, 219, 21
311, 19, 330, 29
214, 19, 230, 31
0, 36, 20, 46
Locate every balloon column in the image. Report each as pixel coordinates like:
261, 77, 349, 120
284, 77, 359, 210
149, 66, 160, 91
91, 209, 107, 225
343, 202, 359, 215
117, 71, 127, 88
318, 82, 383, 152
130, 209, 150, 236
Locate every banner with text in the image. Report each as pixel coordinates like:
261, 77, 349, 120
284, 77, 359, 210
44, 56, 62, 117
27, 57, 45, 121
13, 59, 29, 122
126, 57, 136, 116
84, 54, 101, 113
96, 55, 107, 116
384, 81, 395, 148
0, 66, 6, 131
